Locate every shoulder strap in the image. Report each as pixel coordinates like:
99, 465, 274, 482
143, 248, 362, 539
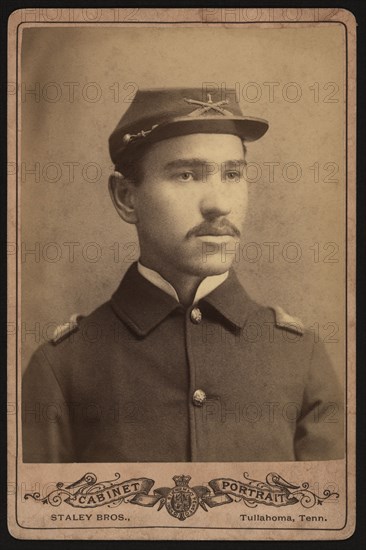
51, 313, 84, 345
272, 305, 304, 335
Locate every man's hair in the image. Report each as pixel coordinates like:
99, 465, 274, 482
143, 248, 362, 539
115, 143, 151, 185
115, 139, 247, 186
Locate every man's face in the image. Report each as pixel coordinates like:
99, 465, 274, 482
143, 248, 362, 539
132, 133, 248, 277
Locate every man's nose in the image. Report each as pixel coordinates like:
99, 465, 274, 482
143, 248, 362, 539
199, 175, 232, 220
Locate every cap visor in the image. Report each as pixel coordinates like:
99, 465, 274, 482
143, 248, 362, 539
149, 116, 269, 143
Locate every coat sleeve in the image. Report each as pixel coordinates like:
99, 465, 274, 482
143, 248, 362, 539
294, 338, 344, 460
22, 347, 74, 462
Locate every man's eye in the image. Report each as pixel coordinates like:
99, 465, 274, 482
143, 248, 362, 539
225, 171, 241, 181
177, 172, 194, 182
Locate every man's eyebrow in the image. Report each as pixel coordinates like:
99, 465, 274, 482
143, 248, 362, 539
222, 159, 247, 167
163, 158, 246, 170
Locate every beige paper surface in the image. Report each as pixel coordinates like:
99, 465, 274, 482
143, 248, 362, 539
8, 7, 356, 540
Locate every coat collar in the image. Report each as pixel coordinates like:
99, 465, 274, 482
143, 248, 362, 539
111, 262, 259, 337
202, 269, 260, 329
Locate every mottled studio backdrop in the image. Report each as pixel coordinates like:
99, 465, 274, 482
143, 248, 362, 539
20, 26, 345, 380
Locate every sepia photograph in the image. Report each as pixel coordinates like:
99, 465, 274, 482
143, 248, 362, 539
7, 7, 355, 540
20, 25, 345, 464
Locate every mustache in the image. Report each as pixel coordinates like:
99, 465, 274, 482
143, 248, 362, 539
186, 219, 241, 239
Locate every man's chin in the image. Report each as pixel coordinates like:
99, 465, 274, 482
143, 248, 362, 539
183, 257, 235, 277
185, 239, 239, 276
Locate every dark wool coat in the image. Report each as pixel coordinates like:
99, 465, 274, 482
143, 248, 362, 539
22, 263, 344, 462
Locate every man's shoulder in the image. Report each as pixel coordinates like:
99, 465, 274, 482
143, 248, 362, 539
26, 300, 116, 370
253, 303, 305, 336
50, 301, 114, 345
229, 272, 305, 336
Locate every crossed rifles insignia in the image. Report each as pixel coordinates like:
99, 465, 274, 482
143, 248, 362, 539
184, 93, 233, 117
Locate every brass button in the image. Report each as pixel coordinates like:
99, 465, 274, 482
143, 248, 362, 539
193, 389, 206, 407
190, 307, 202, 324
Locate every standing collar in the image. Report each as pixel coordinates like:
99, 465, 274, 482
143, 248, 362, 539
111, 262, 259, 337
137, 261, 229, 305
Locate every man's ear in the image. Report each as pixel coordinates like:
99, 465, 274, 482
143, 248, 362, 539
108, 171, 138, 224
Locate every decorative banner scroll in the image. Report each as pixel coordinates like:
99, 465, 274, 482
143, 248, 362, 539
25, 472, 339, 521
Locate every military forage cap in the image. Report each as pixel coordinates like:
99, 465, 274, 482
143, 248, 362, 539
109, 88, 269, 165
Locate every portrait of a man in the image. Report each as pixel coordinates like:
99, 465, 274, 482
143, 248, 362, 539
22, 87, 344, 463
